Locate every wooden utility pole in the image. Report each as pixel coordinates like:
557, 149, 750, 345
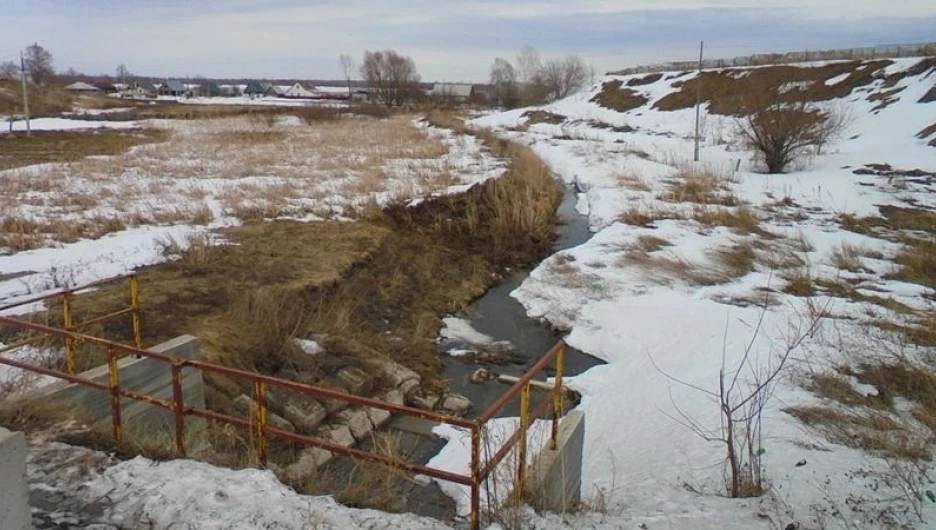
19, 51, 31, 136
693, 41, 704, 162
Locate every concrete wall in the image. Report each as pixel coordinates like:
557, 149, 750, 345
39, 335, 205, 449
0, 427, 31, 530
526, 410, 585, 513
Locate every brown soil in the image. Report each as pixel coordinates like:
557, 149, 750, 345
520, 110, 566, 126
0, 128, 168, 171
590, 80, 649, 112
626, 73, 663, 87
653, 60, 897, 114
920, 84, 936, 104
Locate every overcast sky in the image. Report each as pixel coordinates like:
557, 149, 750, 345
2, 0, 935, 82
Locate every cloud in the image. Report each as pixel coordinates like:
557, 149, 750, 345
1, 1, 934, 80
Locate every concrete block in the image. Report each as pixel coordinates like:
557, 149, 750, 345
365, 406, 392, 430
406, 388, 440, 410
336, 409, 373, 441
440, 393, 472, 414
268, 389, 326, 435
233, 395, 295, 433
359, 357, 420, 389
382, 389, 405, 406
336, 366, 374, 396
285, 447, 333, 481
0, 427, 31, 530
37, 335, 207, 452
526, 410, 585, 512
317, 424, 355, 448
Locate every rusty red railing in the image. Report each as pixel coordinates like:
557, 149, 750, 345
0, 277, 567, 529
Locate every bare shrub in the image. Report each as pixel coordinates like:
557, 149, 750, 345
735, 86, 850, 173
655, 303, 827, 498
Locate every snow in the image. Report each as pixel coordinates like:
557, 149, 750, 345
294, 338, 324, 355
0, 224, 208, 314
84, 456, 453, 530
1, 117, 141, 132
5, 57, 936, 530
464, 56, 936, 528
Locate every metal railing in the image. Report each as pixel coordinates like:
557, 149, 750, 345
0, 274, 142, 374
0, 277, 567, 529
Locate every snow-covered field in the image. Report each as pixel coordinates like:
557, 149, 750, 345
0, 114, 505, 314
4, 57, 936, 529
456, 57, 936, 528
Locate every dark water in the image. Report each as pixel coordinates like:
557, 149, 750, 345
440, 185, 605, 417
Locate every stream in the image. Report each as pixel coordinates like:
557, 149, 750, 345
439, 184, 605, 417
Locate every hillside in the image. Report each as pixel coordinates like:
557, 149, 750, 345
462, 57, 936, 528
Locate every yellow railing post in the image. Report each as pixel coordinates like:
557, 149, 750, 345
129, 275, 142, 349
62, 293, 75, 375
516, 382, 531, 502
550, 342, 565, 450
107, 347, 123, 443
470, 423, 481, 530
253, 380, 268, 466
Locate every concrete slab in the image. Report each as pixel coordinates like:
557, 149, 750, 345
0, 427, 31, 530
526, 410, 584, 512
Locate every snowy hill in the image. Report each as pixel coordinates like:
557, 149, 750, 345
465, 57, 936, 529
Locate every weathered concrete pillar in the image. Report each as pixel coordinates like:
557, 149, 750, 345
0, 427, 31, 530
526, 410, 585, 512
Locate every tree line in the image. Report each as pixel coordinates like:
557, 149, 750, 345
3, 42, 595, 109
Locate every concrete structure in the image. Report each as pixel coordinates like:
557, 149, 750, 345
39, 335, 205, 450
526, 410, 585, 512
0, 427, 31, 530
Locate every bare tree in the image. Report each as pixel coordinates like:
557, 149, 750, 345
515, 45, 542, 85
489, 58, 518, 108
0, 61, 18, 80
360, 50, 420, 107
116, 64, 132, 84
23, 43, 54, 84
736, 87, 849, 173
540, 55, 593, 102
513, 46, 592, 105
339, 54, 355, 98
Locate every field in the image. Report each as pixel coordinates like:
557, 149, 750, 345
2, 56, 936, 530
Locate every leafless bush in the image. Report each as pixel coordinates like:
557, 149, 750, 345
736, 88, 850, 173
654, 300, 828, 497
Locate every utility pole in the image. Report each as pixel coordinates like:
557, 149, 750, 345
19, 51, 31, 136
693, 41, 704, 162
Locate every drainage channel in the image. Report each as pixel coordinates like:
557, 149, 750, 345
347, 184, 605, 520
438, 183, 604, 416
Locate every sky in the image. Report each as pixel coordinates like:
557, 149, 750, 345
1, 0, 935, 82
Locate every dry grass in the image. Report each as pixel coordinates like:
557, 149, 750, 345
830, 242, 866, 272
617, 204, 683, 227
0, 128, 168, 171
714, 241, 757, 277
590, 80, 649, 112
0, 114, 468, 248
782, 269, 816, 296
0, 80, 75, 117
632, 234, 672, 253
786, 405, 931, 460
891, 238, 936, 289
692, 205, 762, 234
616, 173, 651, 191
813, 278, 915, 314
653, 60, 894, 114
660, 169, 737, 206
